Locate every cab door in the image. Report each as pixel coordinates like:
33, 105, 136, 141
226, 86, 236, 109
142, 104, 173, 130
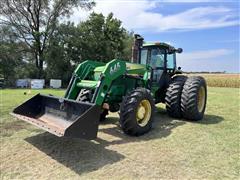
149, 48, 165, 82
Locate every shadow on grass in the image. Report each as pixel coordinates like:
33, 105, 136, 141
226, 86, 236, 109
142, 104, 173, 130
97, 106, 186, 146
97, 106, 224, 146
24, 106, 224, 175
25, 133, 125, 175
24, 107, 182, 175
198, 114, 224, 124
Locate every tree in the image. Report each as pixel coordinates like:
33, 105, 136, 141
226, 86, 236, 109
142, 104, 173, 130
44, 13, 133, 86
45, 22, 76, 86
76, 12, 132, 62
0, 0, 94, 78
0, 25, 29, 86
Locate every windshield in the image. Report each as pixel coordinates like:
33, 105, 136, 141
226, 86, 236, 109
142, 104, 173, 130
150, 48, 165, 69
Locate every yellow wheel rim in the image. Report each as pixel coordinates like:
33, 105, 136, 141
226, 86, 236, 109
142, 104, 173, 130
136, 100, 152, 127
197, 86, 206, 112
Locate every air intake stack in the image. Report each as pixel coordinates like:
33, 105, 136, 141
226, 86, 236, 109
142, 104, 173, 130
131, 34, 144, 63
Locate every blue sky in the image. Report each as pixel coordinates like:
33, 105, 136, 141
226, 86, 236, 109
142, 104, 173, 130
71, 0, 240, 73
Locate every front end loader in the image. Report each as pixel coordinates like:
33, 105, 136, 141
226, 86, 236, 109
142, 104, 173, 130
12, 34, 207, 139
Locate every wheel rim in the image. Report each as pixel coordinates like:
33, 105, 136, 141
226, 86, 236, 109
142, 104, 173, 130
197, 86, 206, 112
136, 99, 151, 127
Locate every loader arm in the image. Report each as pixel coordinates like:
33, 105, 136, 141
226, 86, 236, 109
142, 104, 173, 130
64, 60, 105, 100
92, 60, 127, 105
65, 59, 127, 106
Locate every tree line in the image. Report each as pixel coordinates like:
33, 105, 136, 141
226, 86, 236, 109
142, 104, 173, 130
0, 0, 133, 87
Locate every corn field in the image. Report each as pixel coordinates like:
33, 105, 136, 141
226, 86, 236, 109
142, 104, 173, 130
187, 74, 240, 88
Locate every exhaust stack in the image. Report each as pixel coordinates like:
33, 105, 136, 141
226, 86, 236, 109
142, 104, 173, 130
131, 34, 144, 63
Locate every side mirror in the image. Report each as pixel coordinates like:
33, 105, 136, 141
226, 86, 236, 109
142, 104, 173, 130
177, 48, 183, 53
178, 66, 182, 70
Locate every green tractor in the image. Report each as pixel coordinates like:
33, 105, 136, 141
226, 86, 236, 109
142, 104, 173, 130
11, 34, 207, 139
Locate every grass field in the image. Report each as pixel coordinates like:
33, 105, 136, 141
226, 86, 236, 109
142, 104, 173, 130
0, 88, 239, 179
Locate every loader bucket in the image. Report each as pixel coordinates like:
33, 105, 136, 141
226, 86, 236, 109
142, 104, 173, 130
11, 94, 101, 139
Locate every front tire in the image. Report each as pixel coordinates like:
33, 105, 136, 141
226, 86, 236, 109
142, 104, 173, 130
120, 88, 155, 136
99, 109, 108, 122
181, 76, 207, 120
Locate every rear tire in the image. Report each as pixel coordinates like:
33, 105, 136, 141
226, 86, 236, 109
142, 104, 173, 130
76, 89, 92, 102
77, 89, 108, 122
165, 76, 187, 118
181, 76, 207, 121
120, 88, 155, 136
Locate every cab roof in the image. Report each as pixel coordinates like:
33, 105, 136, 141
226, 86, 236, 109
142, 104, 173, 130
143, 42, 175, 50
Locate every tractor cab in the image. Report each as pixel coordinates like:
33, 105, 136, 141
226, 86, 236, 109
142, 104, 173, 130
131, 34, 182, 82
131, 35, 183, 103
138, 42, 182, 85
139, 42, 182, 81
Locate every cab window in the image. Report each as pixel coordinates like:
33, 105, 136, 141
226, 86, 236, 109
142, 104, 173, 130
150, 49, 165, 69
167, 53, 176, 69
140, 49, 148, 64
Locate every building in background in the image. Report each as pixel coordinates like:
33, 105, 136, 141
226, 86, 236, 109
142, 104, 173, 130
50, 79, 62, 89
30, 79, 45, 89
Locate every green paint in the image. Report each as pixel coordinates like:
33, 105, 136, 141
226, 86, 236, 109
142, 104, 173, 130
64, 59, 149, 106
64, 43, 179, 107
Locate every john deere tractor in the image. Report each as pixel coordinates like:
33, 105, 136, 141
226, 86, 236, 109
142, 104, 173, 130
12, 34, 207, 139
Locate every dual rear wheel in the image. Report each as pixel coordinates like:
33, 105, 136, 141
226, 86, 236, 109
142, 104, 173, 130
181, 76, 207, 120
165, 76, 207, 120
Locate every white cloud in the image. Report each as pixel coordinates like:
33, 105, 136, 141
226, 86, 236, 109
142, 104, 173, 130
177, 49, 237, 72
70, 0, 239, 32
178, 49, 234, 61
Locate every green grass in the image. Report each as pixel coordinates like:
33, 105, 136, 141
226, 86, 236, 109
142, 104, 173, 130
0, 88, 239, 179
